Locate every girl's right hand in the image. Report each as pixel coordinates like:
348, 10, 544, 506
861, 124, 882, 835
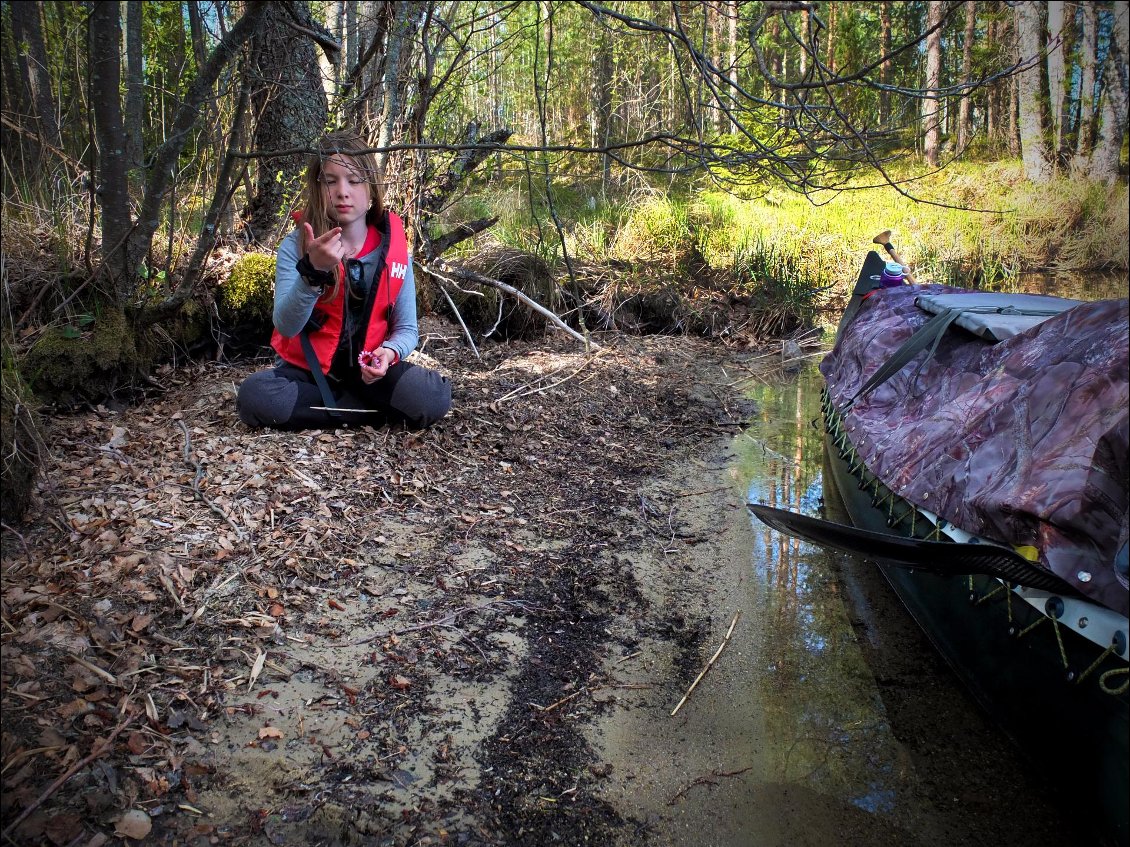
304, 223, 344, 271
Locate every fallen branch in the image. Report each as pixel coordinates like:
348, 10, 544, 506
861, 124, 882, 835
670, 610, 741, 717
430, 272, 481, 360
2, 713, 136, 840
69, 652, 120, 687
426, 259, 600, 351
429, 216, 499, 257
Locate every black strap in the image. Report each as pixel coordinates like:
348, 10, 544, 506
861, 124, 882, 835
845, 307, 963, 409
299, 330, 342, 418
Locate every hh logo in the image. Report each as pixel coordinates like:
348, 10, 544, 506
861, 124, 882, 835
390, 261, 408, 280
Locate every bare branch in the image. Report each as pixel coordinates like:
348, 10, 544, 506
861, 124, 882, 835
427, 260, 600, 352
427, 216, 500, 259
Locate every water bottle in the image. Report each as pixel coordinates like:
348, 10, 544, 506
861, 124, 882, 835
879, 261, 905, 287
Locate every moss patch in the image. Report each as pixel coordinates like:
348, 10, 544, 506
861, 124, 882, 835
1, 342, 43, 523
217, 252, 276, 326
24, 306, 142, 405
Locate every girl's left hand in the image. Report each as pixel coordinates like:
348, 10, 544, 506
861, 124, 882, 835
359, 348, 396, 383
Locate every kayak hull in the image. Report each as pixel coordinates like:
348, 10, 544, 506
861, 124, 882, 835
822, 390, 1129, 846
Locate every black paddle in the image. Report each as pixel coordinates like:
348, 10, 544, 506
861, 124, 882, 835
748, 504, 1084, 597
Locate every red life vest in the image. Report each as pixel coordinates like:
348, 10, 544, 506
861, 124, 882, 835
272, 211, 409, 374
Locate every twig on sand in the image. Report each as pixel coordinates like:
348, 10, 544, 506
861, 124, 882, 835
2, 713, 136, 839
666, 765, 753, 805
670, 610, 741, 717
530, 687, 589, 713
494, 353, 604, 404
349, 612, 462, 645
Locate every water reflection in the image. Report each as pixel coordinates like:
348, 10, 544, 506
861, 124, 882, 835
741, 358, 915, 822
983, 270, 1128, 301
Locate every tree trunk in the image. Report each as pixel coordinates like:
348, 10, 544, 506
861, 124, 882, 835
10, 1, 62, 155
332, 1, 346, 89
90, 1, 135, 295
879, 2, 891, 124
123, 0, 145, 179
186, 0, 208, 69
1009, 57, 1021, 156
1, 9, 32, 174
346, 0, 359, 72
768, 14, 782, 83
710, 2, 725, 135
1056, 3, 1077, 157
243, 1, 329, 245
924, 1, 944, 167
1074, 2, 1098, 162
826, 2, 836, 75
376, 2, 418, 170
1087, 0, 1129, 184
799, 8, 808, 77
986, 14, 998, 143
592, 22, 613, 189
91, 1, 267, 306
957, 1, 976, 150
1015, 1, 1053, 182
727, 0, 738, 113
357, 0, 378, 133
1046, 1, 1066, 154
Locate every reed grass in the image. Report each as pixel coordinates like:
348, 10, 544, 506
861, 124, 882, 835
450, 160, 1128, 303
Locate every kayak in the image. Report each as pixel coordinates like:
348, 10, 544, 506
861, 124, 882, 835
751, 244, 1129, 845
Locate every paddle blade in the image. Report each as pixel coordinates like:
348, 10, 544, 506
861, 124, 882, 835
748, 504, 1081, 596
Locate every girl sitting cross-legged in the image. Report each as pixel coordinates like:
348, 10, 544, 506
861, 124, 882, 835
237, 130, 451, 431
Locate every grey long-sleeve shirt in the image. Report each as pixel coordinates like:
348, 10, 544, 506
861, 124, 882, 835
273, 227, 419, 364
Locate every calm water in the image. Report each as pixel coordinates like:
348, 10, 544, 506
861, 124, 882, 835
738, 358, 1099, 847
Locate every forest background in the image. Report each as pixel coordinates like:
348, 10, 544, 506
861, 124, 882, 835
2, 0, 1129, 522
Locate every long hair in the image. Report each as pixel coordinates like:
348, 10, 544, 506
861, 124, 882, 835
296, 131, 385, 299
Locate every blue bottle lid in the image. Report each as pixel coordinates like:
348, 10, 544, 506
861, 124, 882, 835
883, 261, 904, 277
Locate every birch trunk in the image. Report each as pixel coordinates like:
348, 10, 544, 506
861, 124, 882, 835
957, 1, 976, 150
1074, 2, 1098, 162
10, 1, 61, 154
1046, 1, 1065, 154
1087, 1, 1129, 184
1015, 1, 1053, 182
924, 1, 944, 167
799, 8, 808, 77
879, 2, 891, 124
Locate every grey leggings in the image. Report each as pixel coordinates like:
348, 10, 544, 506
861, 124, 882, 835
237, 361, 451, 430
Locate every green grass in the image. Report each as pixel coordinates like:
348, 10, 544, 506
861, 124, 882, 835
449, 160, 1129, 301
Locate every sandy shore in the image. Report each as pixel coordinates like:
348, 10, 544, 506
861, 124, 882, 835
1, 320, 774, 846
